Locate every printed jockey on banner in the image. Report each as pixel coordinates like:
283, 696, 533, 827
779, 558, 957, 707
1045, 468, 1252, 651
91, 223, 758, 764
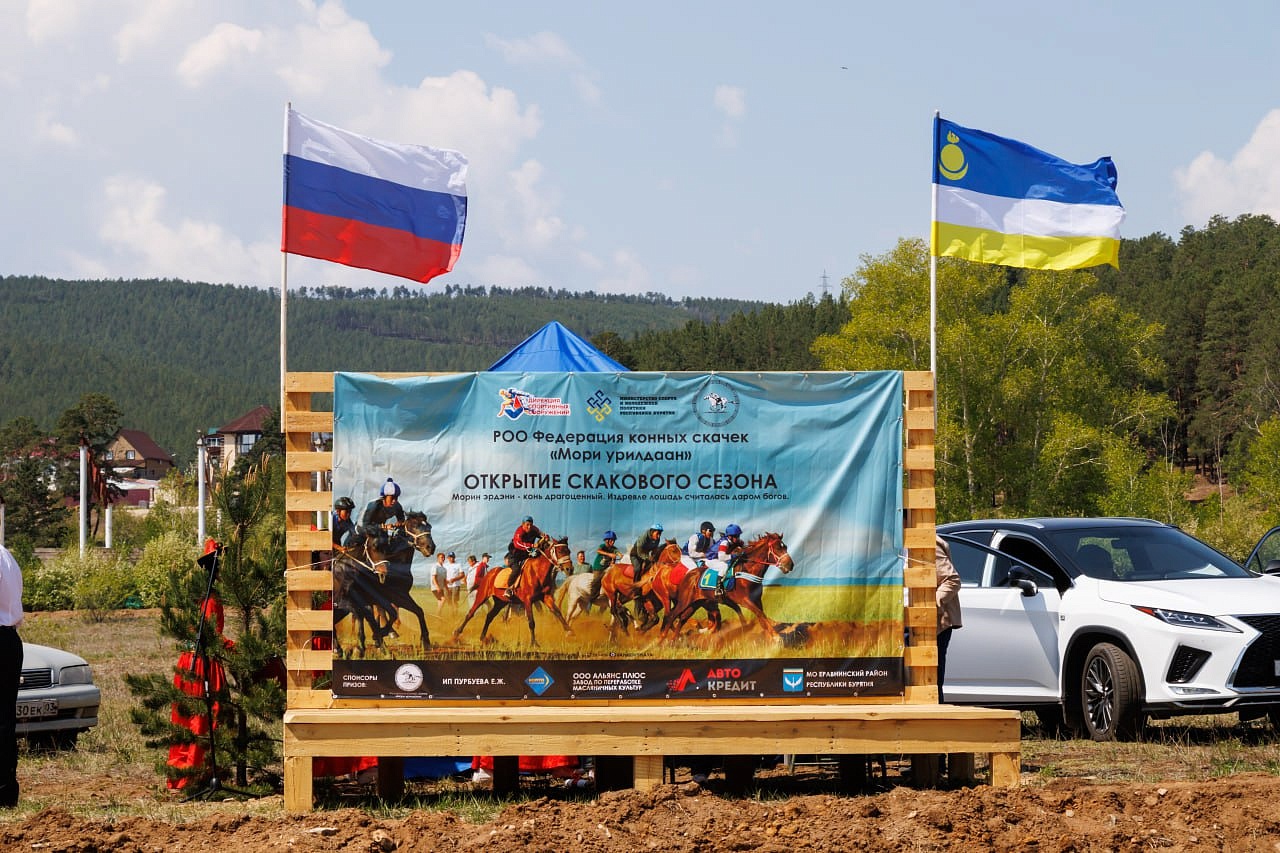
361, 478, 406, 550
503, 516, 543, 600
590, 531, 622, 614
705, 523, 746, 595
684, 521, 716, 563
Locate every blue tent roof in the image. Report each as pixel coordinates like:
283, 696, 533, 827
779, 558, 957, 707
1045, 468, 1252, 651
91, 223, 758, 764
487, 321, 627, 372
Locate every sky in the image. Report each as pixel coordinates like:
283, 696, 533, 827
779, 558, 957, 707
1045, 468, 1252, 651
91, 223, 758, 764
5, 0, 1280, 304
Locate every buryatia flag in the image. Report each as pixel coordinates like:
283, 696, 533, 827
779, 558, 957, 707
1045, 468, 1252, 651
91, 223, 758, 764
931, 117, 1124, 270
282, 109, 468, 283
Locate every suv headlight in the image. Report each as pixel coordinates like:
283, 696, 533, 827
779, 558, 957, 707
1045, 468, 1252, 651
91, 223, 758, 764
1132, 606, 1240, 632
59, 664, 94, 685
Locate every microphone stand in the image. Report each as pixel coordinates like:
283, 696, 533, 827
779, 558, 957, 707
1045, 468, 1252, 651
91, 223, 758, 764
184, 545, 254, 801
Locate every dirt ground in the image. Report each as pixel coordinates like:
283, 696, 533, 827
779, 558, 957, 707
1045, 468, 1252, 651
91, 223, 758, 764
8, 609, 1280, 851
5, 760, 1280, 851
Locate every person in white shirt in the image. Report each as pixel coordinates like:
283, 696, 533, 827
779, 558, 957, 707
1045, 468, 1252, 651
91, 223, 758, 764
0, 545, 24, 808
444, 552, 465, 610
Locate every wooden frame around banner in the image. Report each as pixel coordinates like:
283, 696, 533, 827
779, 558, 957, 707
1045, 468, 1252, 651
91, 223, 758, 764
281, 370, 1019, 812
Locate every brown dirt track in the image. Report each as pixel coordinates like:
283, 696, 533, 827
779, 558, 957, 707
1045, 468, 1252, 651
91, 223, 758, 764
6, 762, 1280, 851
8, 609, 1280, 851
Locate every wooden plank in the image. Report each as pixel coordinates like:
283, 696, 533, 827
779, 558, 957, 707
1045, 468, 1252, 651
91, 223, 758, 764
903, 564, 934, 588
287, 689, 334, 709
286, 451, 333, 473
286, 372, 335, 393
990, 751, 1021, 787
633, 754, 664, 791
903, 684, 939, 703
285, 703, 1015, 725
287, 529, 332, 553
903, 409, 935, 430
903, 527, 935, 549
903, 371, 934, 391
287, 649, 334, 672
287, 490, 335, 513
905, 605, 937, 628
904, 447, 934, 470
282, 712, 1018, 757
284, 411, 334, 433
287, 609, 333, 632
903, 645, 938, 668
903, 487, 936, 509
283, 755, 313, 814
286, 569, 333, 592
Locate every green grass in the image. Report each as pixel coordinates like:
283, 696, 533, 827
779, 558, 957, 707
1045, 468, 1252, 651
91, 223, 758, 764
338, 585, 904, 660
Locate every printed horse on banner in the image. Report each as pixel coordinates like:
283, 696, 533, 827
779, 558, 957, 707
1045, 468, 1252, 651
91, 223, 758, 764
452, 535, 574, 646
332, 511, 436, 657
662, 532, 794, 638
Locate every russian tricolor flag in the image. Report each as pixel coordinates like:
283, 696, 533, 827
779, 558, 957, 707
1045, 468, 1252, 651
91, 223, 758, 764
282, 109, 468, 283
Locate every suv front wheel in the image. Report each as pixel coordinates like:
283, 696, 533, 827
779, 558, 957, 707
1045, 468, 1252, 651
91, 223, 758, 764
1080, 642, 1144, 741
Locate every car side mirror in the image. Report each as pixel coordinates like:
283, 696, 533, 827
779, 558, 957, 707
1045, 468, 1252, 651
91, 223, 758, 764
1009, 567, 1039, 597
1265, 559, 1280, 576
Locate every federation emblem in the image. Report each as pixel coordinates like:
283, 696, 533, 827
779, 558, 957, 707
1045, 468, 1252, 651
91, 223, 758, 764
693, 379, 740, 427
782, 668, 805, 693
394, 663, 424, 693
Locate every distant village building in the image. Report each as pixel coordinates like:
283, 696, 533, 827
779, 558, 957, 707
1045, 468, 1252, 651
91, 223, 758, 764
204, 404, 272, 475
105, 429, 175, 480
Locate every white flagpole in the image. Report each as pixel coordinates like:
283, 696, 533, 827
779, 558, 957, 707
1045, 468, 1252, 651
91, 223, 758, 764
281, 103, 291, 423
930, 111, 939, 379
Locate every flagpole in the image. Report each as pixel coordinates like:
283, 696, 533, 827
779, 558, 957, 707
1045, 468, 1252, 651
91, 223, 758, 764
930, 111, 939, 379
281, 103, 291, 424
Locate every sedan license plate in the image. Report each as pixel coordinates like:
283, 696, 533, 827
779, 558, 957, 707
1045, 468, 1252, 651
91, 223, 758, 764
16, 699, 57, 720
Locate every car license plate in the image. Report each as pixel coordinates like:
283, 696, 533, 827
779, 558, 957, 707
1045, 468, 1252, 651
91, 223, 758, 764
16, 699, 57, 720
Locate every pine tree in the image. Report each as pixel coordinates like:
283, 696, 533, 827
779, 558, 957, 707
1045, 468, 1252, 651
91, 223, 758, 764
125, 455, 286, 792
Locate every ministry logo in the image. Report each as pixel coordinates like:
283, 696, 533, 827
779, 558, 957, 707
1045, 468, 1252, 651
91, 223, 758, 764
586, 389, 613, 422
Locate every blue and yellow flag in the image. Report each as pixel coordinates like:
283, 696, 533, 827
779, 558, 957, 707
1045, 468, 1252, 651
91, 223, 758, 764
931, 117, 1124, 270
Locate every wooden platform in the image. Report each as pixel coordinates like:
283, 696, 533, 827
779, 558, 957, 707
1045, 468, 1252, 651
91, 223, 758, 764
282, 370, 1023, 813
282, 702, 1020, 812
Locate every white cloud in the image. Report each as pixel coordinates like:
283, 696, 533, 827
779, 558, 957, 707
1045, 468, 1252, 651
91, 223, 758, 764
470, 254, 541, 286
713, 84, 745, 119
35, 111, 77, 146
1, 2, 614, 297
177, 22, 263, 87
484, 31, 578, 66
484, 30, 600, 107
88, 175, 275, 284
25, 0, 82, 44
1175, 109, 1280, 226
572, 74, 600, 105
115, 0, 189, 63
595, 248, 651, 295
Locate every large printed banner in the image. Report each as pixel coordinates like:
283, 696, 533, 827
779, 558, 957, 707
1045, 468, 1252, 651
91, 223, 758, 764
331, 370, 905, 700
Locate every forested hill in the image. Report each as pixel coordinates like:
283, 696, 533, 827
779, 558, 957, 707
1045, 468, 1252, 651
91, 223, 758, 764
0, 277, 775, 465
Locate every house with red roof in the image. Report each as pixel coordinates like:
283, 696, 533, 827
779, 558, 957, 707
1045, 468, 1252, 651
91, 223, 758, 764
105, 428, 175, 480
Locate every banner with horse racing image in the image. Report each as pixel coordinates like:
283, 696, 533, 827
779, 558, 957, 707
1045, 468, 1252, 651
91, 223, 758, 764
329, 370, 905, 701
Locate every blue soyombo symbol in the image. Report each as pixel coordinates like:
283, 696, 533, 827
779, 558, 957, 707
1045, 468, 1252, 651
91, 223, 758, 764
782, 669, 804, 693
525, 667, 554, 696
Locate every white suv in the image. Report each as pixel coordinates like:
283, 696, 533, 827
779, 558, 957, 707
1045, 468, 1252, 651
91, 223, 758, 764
939, 518, 1280, 740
